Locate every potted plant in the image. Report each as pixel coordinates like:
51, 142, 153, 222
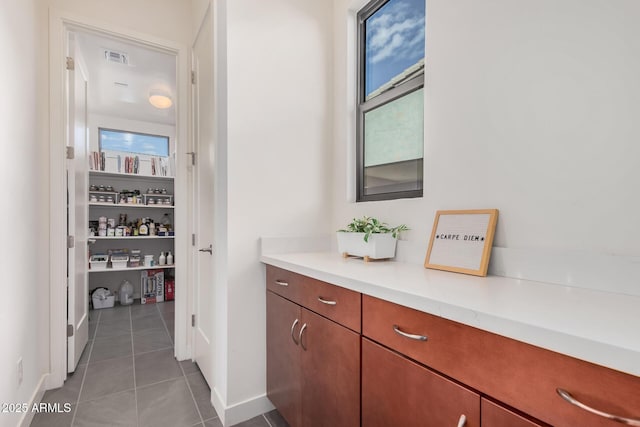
337, 216, 408, 261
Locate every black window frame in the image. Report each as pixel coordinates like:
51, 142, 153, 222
98, 127, 170, 158
356, 0, 425, 202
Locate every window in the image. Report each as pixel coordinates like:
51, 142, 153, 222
99, 128, 170, 157
357, 0, 425, 201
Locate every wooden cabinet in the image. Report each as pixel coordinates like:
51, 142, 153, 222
362, 294, 640, 427
362, 337, 479, 427
266, 266, 360, 427
266, 265, 640, 427
481, 399, 544, 427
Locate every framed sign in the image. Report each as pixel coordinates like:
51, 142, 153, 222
424, 209, 499, 277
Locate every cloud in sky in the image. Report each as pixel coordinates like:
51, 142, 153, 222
367, 0, 425, 64
365, 0, 425, 95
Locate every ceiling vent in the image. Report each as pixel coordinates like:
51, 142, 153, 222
104, 49, 129, 65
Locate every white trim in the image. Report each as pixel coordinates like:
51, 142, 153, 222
18, 374, 48, 427
48, 8, 192, 389
211, 387, 274, 427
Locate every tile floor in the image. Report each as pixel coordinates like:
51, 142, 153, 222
30, 301, 288, 427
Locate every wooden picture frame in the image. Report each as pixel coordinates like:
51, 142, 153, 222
424, 209, 499, 277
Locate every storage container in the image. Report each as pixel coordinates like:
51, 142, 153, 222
111, 255, 129, 269
90, 254, 109, 270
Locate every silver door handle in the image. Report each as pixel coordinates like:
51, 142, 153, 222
557, 388, 640, 426
298, 323, 307, 351
290, 319, 299, 345
393, 325, 428, 341
199, 244, 213, 254
457, 414, 467, 427
274, 280, 289, 287
317, 296, 337, 305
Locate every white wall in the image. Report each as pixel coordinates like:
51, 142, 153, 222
0, 1, 49, 426
332, 0, 640, 281
220, 0, 334, 420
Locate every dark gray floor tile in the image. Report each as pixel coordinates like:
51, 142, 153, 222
30, 406, 74, 427
234, 415, 270, 427
137, 377, 201, 427
135, 348, 182, 387
133, 328, 172, 354
133, 314, 164, 332
41, 364, 86, 405
95, 318, 131, 339
77, 341, 92, 366
203, 418, 223, 427
164, 320, 175, 341
157, 301, 175, 314
74, 390, 136, 427
264, 410, 289, 427
179, 360, 200, 376
130, 303, 160, 319
95, 305, 130, 322
88, 321, 97, 339
80, 356, 134, 402
90, 334, 132, 363
186, 373, 217, 421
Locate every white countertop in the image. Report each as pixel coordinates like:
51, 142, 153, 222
261, 251, 640, 377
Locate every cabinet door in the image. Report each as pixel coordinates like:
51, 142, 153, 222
267, 291, 302, 427
362, 338, 480, 427
300, 308, 360, 427
482, 399, 545, 427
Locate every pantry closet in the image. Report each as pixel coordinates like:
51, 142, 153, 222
67, 29, 181, 373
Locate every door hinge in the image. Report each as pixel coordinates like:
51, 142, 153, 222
192, 234, 196, 246
66, 56, 75, 71
192, 314, 196, 327
67, 324, 74, 337
66, 146, 74, 160
67, 235, 75, 249
191, 71, 196, 84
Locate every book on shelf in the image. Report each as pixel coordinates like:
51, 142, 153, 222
89, 150, 173, 177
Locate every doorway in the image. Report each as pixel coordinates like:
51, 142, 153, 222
49, 15, 191, 390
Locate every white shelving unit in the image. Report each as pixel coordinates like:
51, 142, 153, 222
88, 170, 176, 302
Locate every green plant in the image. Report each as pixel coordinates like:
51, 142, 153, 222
338, 216, 409, 242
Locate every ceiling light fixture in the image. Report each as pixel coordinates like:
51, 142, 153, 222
149, 90, 172, 109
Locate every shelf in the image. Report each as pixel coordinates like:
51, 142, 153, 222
90, 236, 175, 240
89, 170, 174, 181
89, 264, 175, 273
89, 202, 174, 209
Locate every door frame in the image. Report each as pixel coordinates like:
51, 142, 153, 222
48, 10, 192, 389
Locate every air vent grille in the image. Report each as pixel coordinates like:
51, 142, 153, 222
104, 49, 129, 65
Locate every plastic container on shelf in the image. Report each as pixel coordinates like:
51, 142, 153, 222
89, 254, 108, 270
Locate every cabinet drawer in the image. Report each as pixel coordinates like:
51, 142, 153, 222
267, 266, 361, 332
362, 295, 640, 427
362, 338, 479, 427
481, 399, 545, 427
266, 265, 305, 305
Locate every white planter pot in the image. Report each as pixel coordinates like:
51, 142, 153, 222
336, 232, 397, 260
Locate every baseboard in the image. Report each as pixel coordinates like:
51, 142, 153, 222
211, 387, 275, 427
18, 373, 48, 427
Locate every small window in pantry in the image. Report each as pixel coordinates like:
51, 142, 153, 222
99, 128, 169, 157
357, 0, 425, 201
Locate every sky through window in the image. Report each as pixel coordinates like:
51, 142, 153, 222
365, 0, 425, 97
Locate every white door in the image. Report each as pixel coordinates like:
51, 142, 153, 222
67, 34, 90, 373
192, 8, 215, 386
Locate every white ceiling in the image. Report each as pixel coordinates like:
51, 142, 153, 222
75, 32, 177, 126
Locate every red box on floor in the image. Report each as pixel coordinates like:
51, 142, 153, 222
165, 277, 175, 301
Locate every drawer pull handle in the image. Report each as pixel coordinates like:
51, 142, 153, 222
317, 296, 337, 306
556, 388, 640, 426
290, 319, 300, 345
275, 280, 289, 287
393, 325, 428, 341
299, 323, 308, 351
457, 414, 467, 427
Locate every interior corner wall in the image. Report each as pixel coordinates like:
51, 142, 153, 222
332, 0, 640, 261
224, 0, 333, 411
0, 1, 49, 426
